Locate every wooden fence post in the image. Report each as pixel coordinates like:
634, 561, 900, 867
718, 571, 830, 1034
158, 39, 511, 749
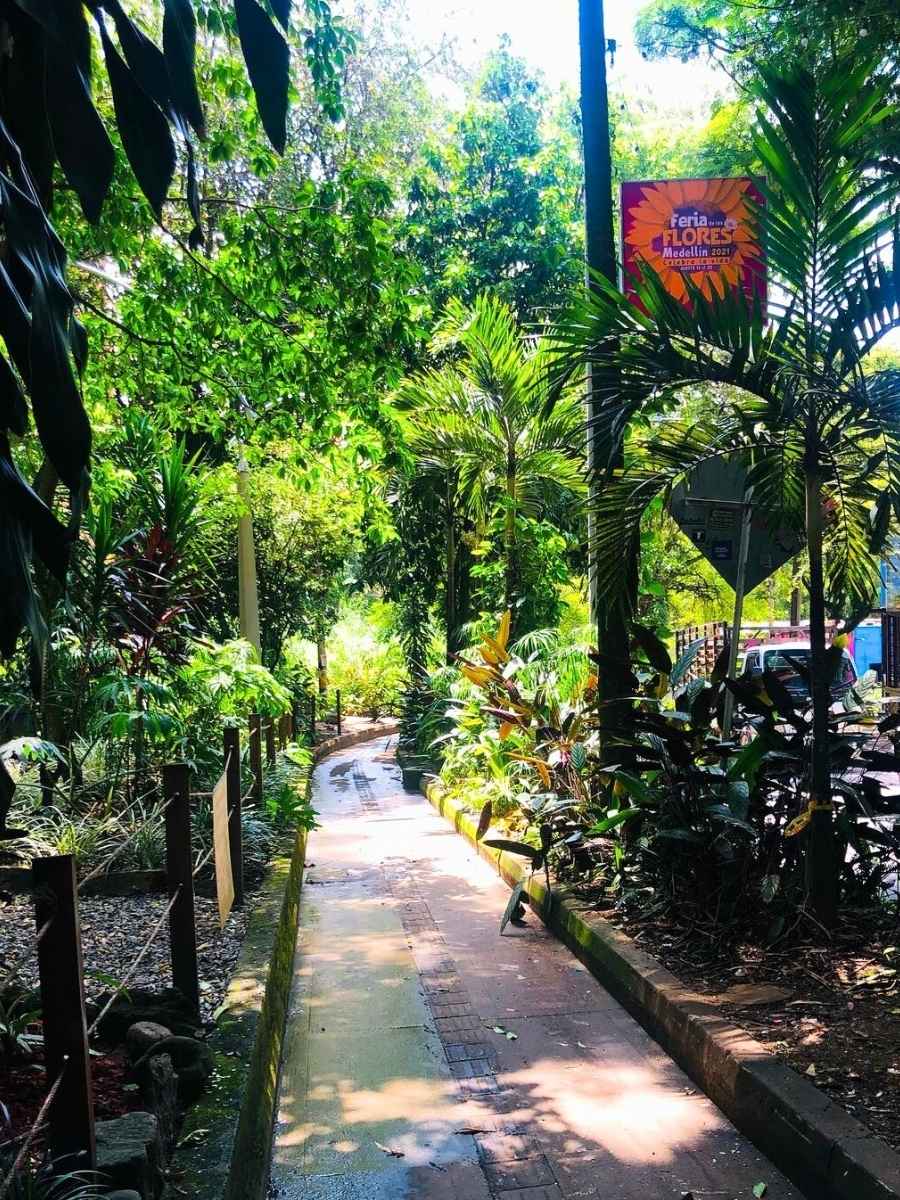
308, 692, 316, 744
163, 764, 199, 1012
249, 713, 263, 805
265, 715, 277, 767
224, 727, 244, 910
335, 688, 342, 736
33, 854, 95, 1170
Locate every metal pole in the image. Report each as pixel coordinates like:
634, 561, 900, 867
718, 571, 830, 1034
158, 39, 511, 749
721, 494, 754, 741
33, 854, 95, 1169
163, 764, 199, 1012
224, 727, 243, 909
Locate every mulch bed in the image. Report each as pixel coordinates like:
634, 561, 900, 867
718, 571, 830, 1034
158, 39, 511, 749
0, 890, 252, 1161
597, 901, 900, 1150
0, 892, 249, 1027
1, 1046, 142, 1145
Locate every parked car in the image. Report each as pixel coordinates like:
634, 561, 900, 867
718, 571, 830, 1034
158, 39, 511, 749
740, 639, 858, 703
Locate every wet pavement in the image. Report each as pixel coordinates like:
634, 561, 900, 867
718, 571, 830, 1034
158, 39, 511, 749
270, 737, 806, 1199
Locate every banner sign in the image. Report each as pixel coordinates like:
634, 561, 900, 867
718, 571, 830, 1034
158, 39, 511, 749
621, 176, 766, 308
670, 458, 802, 593
212, 769, 235, 928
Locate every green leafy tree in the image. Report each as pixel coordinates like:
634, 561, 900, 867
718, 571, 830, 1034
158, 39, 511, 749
636, 0, 899, 80
397, 294, 586, 639
405, 43, 584, 319
203, 465, 361, 670
552, 55, 900, 927
0, 0, 352, 667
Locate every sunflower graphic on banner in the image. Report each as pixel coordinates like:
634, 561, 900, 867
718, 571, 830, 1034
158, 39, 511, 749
620, 177, 766, 308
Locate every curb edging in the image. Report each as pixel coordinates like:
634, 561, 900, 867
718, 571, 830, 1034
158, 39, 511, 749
165, 721, 397, 1200
166, 821, 308, 1200
424, 777, 900, 1200
312, 719, 399, 764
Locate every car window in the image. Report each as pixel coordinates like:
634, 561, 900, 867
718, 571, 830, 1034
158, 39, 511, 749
765, 649, 810, 672
763, 648, 856, 685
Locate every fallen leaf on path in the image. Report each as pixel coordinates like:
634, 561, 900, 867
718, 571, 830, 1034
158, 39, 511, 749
753, 1184, 768, 1198
375, 1142, 404, 1158
491, 1024, 518, 1040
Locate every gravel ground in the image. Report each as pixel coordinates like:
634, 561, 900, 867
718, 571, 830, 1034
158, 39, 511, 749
1, 891, 250, 1025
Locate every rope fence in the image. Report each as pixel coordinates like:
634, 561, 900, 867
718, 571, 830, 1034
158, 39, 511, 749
86, 889, 182, 1039
0, 1064, 68, 1198
0, 707, 301, 1190
76, 794, 176, 894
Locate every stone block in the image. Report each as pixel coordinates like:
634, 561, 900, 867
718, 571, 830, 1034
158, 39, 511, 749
126, 1021, 172, 1063
136, 1051, 178, 1153
96, 1111, 163, 1200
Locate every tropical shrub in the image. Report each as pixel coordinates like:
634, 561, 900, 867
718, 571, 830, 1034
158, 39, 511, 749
179, 641, 293, 720
430, 613, 900, 934
0, 990, 41, 1063
286, 604, 407, 719
550, 52, 900, 927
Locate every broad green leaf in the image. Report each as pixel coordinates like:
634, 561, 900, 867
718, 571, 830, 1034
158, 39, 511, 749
588, 807, 641, 836
163, 0, 206, 137
483, 838, 542, 862
101, 27, 176, 219
43, 43, 115, 223
234, 0, 290, 154
500, 881, 526, 935
631, 622, 672, 674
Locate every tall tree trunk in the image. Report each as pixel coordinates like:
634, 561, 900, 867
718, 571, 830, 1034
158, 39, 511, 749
446, 477, 458, 662
316, 632, 328, 695
456, 537, 473, 640
504, 460, 517, 628
804, 458, 837, 929
33, 457, 68, 765
579, 0, 633, 743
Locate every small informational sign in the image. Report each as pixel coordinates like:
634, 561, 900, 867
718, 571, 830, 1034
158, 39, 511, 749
670, 458, 802, 591
621, 176, 766, 309
212, 770, 234, 928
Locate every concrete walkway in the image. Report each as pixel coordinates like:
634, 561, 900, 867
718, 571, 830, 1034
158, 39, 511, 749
270, 737, 805, 1200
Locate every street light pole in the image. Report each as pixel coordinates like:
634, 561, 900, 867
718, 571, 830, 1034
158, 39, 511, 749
579, 0, 632, 719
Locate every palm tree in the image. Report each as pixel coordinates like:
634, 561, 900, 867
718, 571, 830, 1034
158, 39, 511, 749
551, 55, 900, 927
396, 294, 586, 642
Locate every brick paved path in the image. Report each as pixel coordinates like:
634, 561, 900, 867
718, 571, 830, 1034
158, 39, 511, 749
270, 737, 804, 1200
